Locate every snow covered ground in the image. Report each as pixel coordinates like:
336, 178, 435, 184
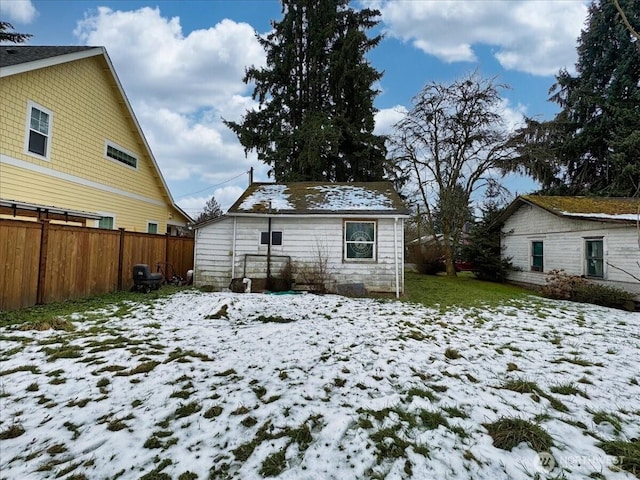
0, 290, 638, 479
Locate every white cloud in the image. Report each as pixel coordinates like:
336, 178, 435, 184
374, 106, 407, 135
2, 0, 37, 24
73, 6, 268, 201
380, 0, 588, 76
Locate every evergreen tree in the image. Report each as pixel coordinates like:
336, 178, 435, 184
195, 196, 223, 224
0, 22, 32, 43
509, 0, 640, 197
225, 0, 385, 182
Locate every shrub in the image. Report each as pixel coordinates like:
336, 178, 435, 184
414, 247, 446, 275
541, 269, 634, 310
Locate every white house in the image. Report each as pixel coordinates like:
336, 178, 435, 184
194, 182, 410, 296
499, 195, 640, 300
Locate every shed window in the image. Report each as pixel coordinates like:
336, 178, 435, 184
260, 231, 282, 246
26, 101, 52, 159
531, 241, 543, 272
585, 239, 604, 278
345, 221, 376, 261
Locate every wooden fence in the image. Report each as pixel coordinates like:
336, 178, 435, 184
0, 218, 194, 311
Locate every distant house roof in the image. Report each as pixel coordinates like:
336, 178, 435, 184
227, 182, 410, 216
499, 195, 640, 224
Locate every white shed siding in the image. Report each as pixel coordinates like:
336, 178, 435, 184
502, 204, 640, 298
193, 217, 234, 290
195, 215, 404, 293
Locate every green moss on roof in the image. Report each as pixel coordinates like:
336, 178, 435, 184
522, 195, 639, 216
228, 181, 409, 215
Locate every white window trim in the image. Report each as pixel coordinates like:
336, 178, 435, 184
24, 100, 53, 160
96, 213, 116, 230
344, 220, 377, 262
104, 140, 138, 170
147, 221, 159, 234
583, 236, 606, 279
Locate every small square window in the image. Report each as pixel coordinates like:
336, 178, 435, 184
98, 216, 114, 229
148, 222, 158, 234
260, 231, 282, 245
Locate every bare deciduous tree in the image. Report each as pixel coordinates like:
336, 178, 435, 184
390, 72, 513, 276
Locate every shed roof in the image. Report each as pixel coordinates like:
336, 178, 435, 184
500, 195, 639, 224
227, 182, 410, 216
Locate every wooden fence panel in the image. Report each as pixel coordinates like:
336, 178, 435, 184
120, 232, 167, 289
0, 219, 194, 311
0, 219, 41, 311
42, 224, 120, 304
167, 237, 195, 279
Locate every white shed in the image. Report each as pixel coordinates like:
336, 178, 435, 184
194, 182, 410, 296
499, 195, 640, 300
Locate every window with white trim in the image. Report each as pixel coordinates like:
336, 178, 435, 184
105, 141, 138, 168
344, 221, 376, 261
585, 239, 604, 278
25, 101, 52, 159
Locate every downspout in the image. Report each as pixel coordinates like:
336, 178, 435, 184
266, 212, 272, 291
394, 217, 400, 298
231, 217, 237, 280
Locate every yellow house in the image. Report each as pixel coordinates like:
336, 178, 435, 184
0, 46, 191, 234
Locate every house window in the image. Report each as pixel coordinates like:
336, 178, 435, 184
585, 239, 604, 278
345, 221, 376, 261
531, 241, 543, 272
25, 101, 52, 159
147, 222, 158, 234
105, 141, 138, 168
260, 231, 282, 246
98, 216, 114, 229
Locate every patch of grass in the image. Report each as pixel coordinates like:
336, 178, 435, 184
256, 315, 295, 323
0, 365, 40, 377
442, 406, 468, 419
165, 348, 213, 363
506, 362, 519, 372
591, 411, 622, 434
241, 416, 258, 428
175, 402, 202, 418
178, 472, 198, 480
19, 318, 76, 331
259, 449, 287, 477
96, 378, 110, 388
215, 368, 237, 377
501, 379, 540, 394
140, 458, 172, 480
406, 387, 437, 402
444, 347, 462, 360
598, 440, 639, 477
40, 343, 82, 361
404, 271, 533, 309
205, 304, 228, 319
26, 382, 39, 392
116, 361, 160, 376
0, 423, 25, 439
418, 410, 449, 430
204, 406, 223, 419
484, 417, 553, 452
550, 383, 589, 398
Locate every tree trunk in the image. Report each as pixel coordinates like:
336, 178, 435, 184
441, 225, 457, 277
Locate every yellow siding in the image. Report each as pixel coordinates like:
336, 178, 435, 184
0, 55, 186, 232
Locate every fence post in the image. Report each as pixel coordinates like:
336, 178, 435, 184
36, 220, 50, 305
165, 233, 170, 267
117, 228, 126, 290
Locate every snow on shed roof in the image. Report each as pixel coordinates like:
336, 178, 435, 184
501, 195, 639, 224
228, 182, 409, 216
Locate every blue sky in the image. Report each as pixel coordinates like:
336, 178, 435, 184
2, 0, 590, 216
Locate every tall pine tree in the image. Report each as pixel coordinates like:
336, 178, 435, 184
509, 0, 640, 197
224, 0, 385, 182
